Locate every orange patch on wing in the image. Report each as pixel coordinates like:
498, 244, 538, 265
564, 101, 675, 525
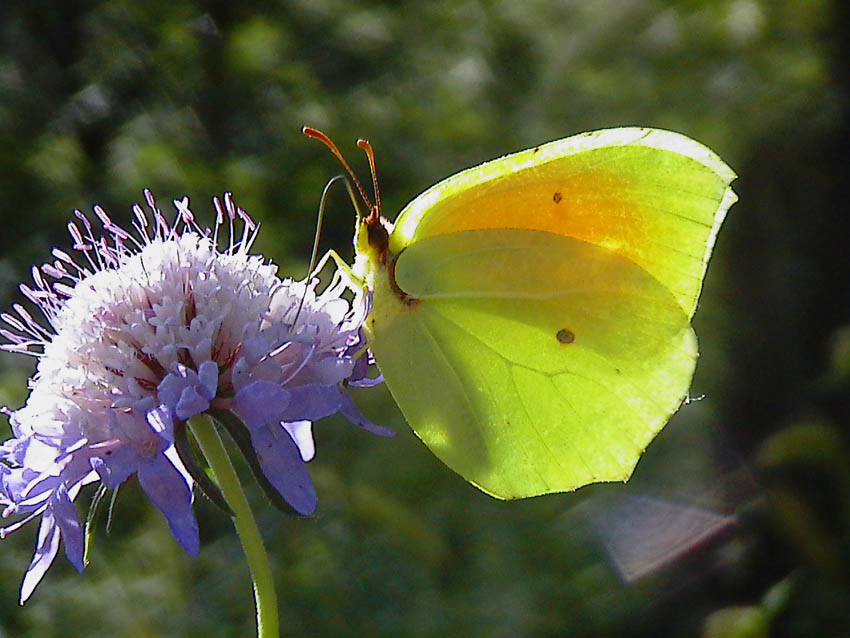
414, 170, 658, 267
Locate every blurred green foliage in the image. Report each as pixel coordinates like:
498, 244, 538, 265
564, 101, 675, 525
1, 1, 849, 636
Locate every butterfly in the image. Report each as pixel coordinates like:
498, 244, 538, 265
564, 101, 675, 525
305, 127, 736, 499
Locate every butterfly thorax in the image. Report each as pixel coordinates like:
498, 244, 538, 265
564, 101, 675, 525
353, 212, 392, 279
354, 212, 419, 316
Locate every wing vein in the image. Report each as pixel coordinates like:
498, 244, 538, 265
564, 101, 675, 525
430, 302, 676, 421
509, 365, 596, 482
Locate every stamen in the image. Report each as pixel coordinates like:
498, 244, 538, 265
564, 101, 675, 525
1, 312, 27, 332
0, 329, 26, 344
93, 204, 111, 227
40, 263, 67, 280
143, 188, 157, 212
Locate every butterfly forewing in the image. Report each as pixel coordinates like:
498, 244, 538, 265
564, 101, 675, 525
391, 128, 735, 318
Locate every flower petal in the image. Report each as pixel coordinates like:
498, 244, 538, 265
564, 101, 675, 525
157, 370, 189, 409
282, 421, 315, 462
309, 355, 355, 385
175, 386, 211, 421
197, 360, 219, 400
339, 393, 396, 437
280, 385, 341, 422
234, 381, 290, 429
248, 425, 316, 516
137, 455, 199, 556
146, 404, 174, 438
20, 509, 61, 603
91, 445, 138, 489
51, 484, 84, 573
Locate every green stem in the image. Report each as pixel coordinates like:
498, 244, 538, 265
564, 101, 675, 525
187, 415, 279, 638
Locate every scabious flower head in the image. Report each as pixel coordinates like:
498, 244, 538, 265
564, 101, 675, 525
0, 190, 389, 602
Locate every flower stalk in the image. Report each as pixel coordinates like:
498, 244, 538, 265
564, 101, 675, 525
188, 415, 277, 638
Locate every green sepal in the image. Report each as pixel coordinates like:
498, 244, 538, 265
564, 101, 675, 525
83, 484, 109, 566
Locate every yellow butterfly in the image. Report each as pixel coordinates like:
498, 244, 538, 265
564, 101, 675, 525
306, 127, 735, 499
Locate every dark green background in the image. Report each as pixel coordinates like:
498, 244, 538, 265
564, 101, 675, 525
1, 1, 848, 636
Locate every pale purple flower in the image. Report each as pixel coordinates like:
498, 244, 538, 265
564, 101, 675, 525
0, 190, 390, 602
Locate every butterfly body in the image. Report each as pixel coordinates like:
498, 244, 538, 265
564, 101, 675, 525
349, 128, 736, 499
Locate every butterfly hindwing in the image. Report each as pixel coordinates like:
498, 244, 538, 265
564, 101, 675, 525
368, 229, 697, 498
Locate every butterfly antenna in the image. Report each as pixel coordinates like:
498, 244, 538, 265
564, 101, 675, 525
356, 138, 381, 220
291, 174, 348, 332
302, 126, 374, 216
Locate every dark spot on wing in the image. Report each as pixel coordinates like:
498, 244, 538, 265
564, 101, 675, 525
533, 146, 541, 154
556, 328, 575, 344
553, 191, 563, 204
